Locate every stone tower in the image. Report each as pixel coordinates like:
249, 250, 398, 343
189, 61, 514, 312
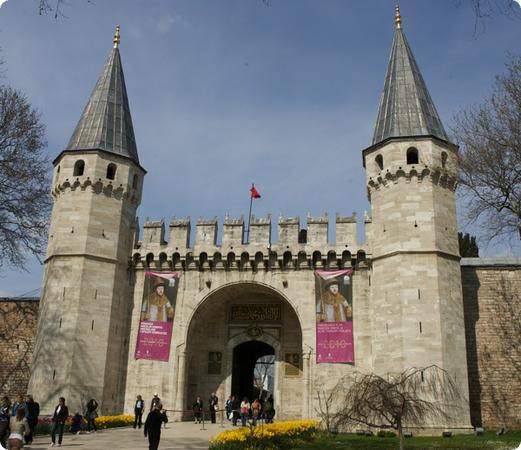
28, 27, 145, 414
363, 8, 470, 425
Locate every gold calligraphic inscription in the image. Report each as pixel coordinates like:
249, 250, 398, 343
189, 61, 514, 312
230, 304, 281, 322
208, 351, 222, 375
284, 352, 301, 377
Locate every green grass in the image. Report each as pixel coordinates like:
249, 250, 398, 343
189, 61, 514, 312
292, 431, 521, 450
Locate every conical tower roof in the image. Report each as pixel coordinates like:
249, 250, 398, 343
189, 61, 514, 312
372, 7, 448, 146
65, 26, 139, 162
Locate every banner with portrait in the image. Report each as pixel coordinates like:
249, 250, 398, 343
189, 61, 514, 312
315, 269, 354, 363
135, 271, 180, 361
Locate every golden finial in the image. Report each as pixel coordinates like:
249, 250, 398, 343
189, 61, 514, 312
113, 25, 120, 48
395, 5, 402, 29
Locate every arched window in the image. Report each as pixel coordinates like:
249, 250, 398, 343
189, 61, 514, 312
106, 163, 117, 180
375, 154, 383, 171
407, 147, 419, 165
441, 151, 448, 168
73, 160, 85, 177
132, 174, 139, 189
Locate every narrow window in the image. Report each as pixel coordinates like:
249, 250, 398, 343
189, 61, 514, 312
53, 370, 56, 380
421, 371, 424, 382
132, 174, 139, 189
419, 321, 423, 334
406, 147, 419, 165
91, 320, 94, 331
73, 160, 85, 176
106, 163, 117, 180
418, 289, 421, 300
441, 151, 448, 168
375, 154, 384, 171
59, 318, 62, 328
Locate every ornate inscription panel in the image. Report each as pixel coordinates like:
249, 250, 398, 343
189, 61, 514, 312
230, 304, 281, 322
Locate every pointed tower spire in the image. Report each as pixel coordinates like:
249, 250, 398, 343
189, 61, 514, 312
372, 7, 448, 146
66, 26, 139, 162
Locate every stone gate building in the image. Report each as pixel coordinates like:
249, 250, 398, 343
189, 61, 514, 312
22, 9, 520, 430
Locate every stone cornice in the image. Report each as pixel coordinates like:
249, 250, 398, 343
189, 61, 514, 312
371, 249, 461, 263
52, 177, 140, 205
44, 252, 119, 265
367, 167, 458, 193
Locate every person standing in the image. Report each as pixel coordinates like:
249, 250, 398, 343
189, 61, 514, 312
7, 406, 29, 450
251, 398, 261, 426
50, 397, 69, 447
0, 396, 10, 449
25, 395, 39, 445
208, 393, 218, 424
192, 396, 203, 424
85, 398, 98, 433
150, 393, 161, 412
240, 397, 250, 427
144, 403, 168, 450
134, 395, 145, 429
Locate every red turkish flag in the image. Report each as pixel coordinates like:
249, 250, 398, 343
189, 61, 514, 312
250, 185, 261, 199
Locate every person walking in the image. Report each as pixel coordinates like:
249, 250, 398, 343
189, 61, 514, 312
192, 396, 203, 424
0, 396, 10, 449
225, 396, 233, 422
144, 403, 168, 450
11, 395, 27, 419
7, 406, 29, 450
85, 398, 98, 433
134, 395, 145, 429
25, 395, 39, 445
150, 393, 161, 412
50, 397, 69, 447
231, 395, 240, 426
208, 393, 218, 424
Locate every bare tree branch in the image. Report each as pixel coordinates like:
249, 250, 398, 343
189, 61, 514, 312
451, 55, 521, 243
332, 366, 464, 450
0, 86, 50, 270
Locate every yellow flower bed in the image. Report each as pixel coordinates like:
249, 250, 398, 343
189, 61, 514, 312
211, 420, 319, 445
95, 414, 134, 429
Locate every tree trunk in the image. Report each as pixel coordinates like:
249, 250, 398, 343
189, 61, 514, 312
398, 422, 404, 450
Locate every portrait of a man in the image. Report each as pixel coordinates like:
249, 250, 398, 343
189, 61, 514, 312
141, 280, 175, 322
316, 278, 352, 322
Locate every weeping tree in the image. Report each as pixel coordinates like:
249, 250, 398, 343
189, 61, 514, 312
332, 366, 463, 450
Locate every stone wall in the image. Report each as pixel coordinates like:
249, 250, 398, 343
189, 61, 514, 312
0, 299, 39, 398
462, 258, 521, 429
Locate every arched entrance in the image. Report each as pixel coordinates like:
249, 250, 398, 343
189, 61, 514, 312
182, 281, 303, 420
232, 341, 274, 401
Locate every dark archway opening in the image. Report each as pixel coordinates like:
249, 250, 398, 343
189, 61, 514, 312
232, 341, 274, 402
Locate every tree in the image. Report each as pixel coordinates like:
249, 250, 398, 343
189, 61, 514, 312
452, 56, 521, 243
458, 232, 480, 257
332, 366, 463, 450
0, 86, 50, 270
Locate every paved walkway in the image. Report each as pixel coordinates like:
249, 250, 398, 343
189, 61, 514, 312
24, 421, 233, 450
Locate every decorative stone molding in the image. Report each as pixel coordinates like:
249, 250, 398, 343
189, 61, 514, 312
367, 167, 458, 193
52, 176, 140, 204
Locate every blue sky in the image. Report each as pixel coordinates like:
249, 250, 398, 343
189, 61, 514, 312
1, 0, 520, 296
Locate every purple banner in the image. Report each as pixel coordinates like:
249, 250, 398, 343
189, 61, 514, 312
135, 321, 173, 361
135, 271, 180, 362
315, 269, 354, 363
316, 321, 353, 363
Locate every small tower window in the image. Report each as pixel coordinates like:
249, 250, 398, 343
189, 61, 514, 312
441, 151, 448, 168
375, 154, 384, 171
73, 160, 85, 176
132, 174, 139, 189
106, 163, 117, 180
406, 147, 419, 165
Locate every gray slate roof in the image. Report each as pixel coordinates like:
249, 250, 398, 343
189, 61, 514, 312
372, 26, 448, 145
66, 47, 139, 162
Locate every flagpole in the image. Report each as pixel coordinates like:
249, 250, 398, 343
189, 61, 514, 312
246, 183, 254, 244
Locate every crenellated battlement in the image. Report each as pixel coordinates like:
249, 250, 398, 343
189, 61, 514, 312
52, 176, 140, 204
367, 166, 457, 193
133, 213, 368, 270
